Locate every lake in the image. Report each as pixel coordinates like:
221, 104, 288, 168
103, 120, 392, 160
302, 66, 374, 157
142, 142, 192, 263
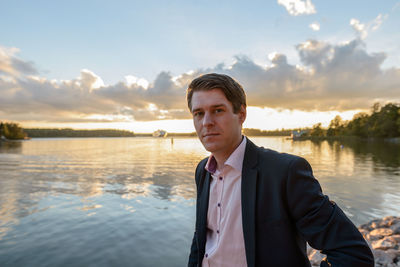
0, 137, 399, 266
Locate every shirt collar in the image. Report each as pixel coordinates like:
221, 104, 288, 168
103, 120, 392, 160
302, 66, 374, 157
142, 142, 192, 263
205, 136, 247, 174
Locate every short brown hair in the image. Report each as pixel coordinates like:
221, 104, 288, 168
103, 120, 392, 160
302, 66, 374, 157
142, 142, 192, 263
186, 73, 247, 113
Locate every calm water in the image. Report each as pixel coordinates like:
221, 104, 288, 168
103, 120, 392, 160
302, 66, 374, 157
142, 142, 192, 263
0, 137, 399, 266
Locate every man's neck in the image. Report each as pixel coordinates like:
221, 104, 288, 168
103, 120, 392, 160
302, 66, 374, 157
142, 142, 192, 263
213, 135, 243, 171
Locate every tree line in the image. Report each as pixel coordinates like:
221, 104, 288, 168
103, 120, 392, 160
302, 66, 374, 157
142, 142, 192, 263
308, 103, 400, 138
0, 122, 27, 140
24, 128, 136, 138
243, 128, 292, 136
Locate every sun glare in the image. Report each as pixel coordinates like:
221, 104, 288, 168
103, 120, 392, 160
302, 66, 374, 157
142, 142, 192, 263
19, 107, 364, 134
244, 107, 362, 130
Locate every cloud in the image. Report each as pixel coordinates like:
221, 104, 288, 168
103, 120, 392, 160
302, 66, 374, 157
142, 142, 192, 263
0, 47, 194, 122
309, 22, 320, 31
277, 0, 316, 16
350, 19, 367, 39
125, 75, 149, 89
0, 46, 37, 77
350, 14, 388, 39
0, 40, 399, 123
79, 69, 105, 91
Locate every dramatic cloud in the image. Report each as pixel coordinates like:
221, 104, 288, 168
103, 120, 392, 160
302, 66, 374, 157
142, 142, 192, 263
0, 46, 37, 77
277, 0, 316, 16
0, 39, 399, 123
309, 22, 320, 31
350, 14, 388, 39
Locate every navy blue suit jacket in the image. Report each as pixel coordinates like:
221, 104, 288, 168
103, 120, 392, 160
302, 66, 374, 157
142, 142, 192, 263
188, 138, 374, 267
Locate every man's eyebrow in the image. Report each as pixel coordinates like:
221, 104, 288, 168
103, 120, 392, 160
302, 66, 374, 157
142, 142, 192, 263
192, 108, 203, 113
211, 104, 226, 109
192, 104, 226, 112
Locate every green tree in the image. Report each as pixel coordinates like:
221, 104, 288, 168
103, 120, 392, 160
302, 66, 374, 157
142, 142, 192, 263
327, 115, 345, 136
397, 112, 400, 134
310, 123, 325, 137
372, 102, 381, 113
347, 112, 369, 137
348, 103, 400, 138
0, 122, 26, 140
374, 103, 400, 137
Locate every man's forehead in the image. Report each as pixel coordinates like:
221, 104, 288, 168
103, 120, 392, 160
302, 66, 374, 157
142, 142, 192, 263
191, 91, 230, 111
192, 89, 228, 104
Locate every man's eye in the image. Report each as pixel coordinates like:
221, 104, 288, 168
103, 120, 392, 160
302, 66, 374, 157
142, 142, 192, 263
215, 109, 224, 113
194, 112, 204, 117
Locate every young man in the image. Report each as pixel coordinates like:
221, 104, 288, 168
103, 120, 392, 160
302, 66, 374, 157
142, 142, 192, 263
187, 73, 374, 267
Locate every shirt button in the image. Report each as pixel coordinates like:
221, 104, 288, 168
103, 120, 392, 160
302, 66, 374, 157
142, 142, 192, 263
217, 230, 220, 234
219, 177, 223, 180
217, 203, 221, 207
205, 253, 208, 258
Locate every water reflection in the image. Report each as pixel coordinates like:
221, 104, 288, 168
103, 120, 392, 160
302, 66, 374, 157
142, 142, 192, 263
0, 141, 22, 153
1, 137, 399, 221
325, 139, 400, 173
0, 137, 399, 266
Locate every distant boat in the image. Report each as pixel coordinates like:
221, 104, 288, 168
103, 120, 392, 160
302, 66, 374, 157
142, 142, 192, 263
152, 130, 168, 138
291, 130, 308, 140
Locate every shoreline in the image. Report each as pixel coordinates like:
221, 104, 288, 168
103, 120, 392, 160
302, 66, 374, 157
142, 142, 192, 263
293, 136, 400, 143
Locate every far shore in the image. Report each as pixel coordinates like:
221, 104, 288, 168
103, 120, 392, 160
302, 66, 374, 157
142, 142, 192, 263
20, 127, 291, 138
293, 136, 400, 144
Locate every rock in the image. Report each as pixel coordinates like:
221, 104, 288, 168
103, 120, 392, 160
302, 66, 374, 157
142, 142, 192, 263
373, 249, 397, 266
386, 249, 399, 261
365, 237, 374, 252
370, 228, 394, 240
391, 234, 400, 243
308, 250, 324, 265
360, 218, 382, 231
359, 222, 372, 231
383, 216, 400, 227
359, 228, 371, 241
306, 243, 314, 255
372, 236, 397, 250
319, 216, 400, 266
372, 220, 385, 229
390, 222, 400, 234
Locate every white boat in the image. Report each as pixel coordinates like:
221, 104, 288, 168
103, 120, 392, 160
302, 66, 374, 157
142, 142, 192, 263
152, 129, 168, 138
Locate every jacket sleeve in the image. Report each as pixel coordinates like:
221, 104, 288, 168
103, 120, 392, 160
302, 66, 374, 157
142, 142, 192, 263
286, 157, 374, 267
188, 158, 207, 267
188, 231, 199, 267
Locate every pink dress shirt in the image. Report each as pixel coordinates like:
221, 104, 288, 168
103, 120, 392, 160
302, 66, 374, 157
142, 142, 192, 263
202, 136, 247, 267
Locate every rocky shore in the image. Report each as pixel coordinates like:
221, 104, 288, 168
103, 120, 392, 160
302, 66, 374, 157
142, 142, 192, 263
308, 216, 400, 266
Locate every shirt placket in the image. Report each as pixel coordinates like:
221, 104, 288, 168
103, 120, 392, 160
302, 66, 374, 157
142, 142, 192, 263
216, 168, 225, 244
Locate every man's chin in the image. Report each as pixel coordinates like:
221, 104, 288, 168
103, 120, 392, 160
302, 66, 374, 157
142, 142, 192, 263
201, 141, 220, 153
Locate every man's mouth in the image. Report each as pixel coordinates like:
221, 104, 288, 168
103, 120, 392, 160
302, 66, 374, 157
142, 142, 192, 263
203, 133, 219, 138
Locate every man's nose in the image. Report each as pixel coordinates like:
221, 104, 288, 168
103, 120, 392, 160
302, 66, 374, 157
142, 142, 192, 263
202, 112, 214, 127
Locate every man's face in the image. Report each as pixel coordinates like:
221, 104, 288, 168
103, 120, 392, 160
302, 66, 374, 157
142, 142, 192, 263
191, 89, 246, 156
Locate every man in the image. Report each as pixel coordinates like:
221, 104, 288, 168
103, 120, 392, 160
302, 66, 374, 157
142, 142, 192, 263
187, 73, 374, 267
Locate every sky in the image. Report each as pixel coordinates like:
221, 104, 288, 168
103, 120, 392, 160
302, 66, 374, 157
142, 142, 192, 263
0, 0, 399, 133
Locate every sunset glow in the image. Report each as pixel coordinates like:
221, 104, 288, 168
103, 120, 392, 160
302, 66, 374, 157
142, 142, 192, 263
0, 1, 399, 133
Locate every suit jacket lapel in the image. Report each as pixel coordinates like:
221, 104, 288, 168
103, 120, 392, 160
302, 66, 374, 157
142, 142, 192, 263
241, 138, 259, 267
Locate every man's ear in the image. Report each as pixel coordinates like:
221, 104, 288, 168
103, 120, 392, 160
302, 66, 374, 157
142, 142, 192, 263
239, 105, 247, 124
